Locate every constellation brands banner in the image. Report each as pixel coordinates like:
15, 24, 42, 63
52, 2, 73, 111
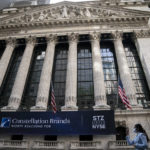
0, 110, 115, 135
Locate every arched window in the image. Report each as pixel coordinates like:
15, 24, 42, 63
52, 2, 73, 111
20, 38, 46, 110
51, 42, 68, 111
77, 36, 94, 110
123, 36, 150, 108
0, 41, 25, 108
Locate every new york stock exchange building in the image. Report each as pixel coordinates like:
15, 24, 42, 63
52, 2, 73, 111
0, 0, 150, 149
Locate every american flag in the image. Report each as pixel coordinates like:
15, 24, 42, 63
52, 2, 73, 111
118, 77, 132, 109
51, 83, 57, 113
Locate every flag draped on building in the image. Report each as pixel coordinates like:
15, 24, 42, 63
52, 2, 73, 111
118, 77, 132, 109
51, 83, 57, 113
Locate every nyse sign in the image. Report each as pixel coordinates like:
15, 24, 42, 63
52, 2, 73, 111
92, 115, 106, 129
0, 110, 115, 135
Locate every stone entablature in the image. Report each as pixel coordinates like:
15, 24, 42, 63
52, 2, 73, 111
0, 18, 148, 36
0, 29, 150, 41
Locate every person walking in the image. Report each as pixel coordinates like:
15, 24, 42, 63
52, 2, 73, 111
126, 124, 149, 150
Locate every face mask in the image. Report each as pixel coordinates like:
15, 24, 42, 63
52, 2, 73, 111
133, 128, 137, 133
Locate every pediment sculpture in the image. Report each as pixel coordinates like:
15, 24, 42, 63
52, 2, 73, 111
0, 5, 134, 25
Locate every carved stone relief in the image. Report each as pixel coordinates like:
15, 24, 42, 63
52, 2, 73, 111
0, 5, 133, 25
134, 30, 150, 38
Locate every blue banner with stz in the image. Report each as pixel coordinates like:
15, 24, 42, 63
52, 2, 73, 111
0, 110, 115, 135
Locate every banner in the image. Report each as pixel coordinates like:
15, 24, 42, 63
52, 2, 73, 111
0, 110, 115, 135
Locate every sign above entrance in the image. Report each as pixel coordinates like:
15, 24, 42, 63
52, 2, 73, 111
0, 110, 115, 135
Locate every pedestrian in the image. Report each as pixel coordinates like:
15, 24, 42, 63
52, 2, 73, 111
126, 124, 149, 150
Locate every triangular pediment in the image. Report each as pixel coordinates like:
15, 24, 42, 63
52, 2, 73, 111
0, 1, 150, 26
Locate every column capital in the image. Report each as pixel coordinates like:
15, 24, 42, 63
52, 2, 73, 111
90, 32, 101, 41
68, 33, 79, 42
133, 30, 150, 39
25, 36, 36, 44
46, 34, 58, 43
111, 31, 123, 40
6, 37, 16, 46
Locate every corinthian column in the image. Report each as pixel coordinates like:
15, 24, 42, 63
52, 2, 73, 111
31, 35, 57, 111
61, 33, 78, 111
0, 38, 16, 87
90, 32, 110, 110
2, 36, 36, 111
133, 30, 150, 90
112, 31, 142, 109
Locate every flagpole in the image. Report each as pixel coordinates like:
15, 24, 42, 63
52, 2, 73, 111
116, 71, 119, 109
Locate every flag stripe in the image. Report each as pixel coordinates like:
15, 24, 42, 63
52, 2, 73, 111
51, 84, 57, 113
118, 77, 132, 110
51, 100, 56, 107
118, 90, 129, 104
118, 89, 131, 108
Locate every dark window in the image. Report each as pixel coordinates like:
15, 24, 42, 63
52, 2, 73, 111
77, 41, 94, 110
123, 39, 150, 108
0, 40, 6, 59
0, 44, 25, 108
44, 135, 57, 141
116, 126, 126, 140
11, 135, 23, 140
20, 41, 46, 111
51, 43, 68, 111
79, 135, 93, 141
101, 41, 123, 109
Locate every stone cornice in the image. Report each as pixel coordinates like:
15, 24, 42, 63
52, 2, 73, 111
0, 16, 148, 30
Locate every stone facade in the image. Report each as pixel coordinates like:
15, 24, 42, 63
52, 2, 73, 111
0, 0, 150, 149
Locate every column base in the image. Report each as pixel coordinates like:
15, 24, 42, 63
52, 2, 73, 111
1, 106, 17, 112
61, 105, 78, 111
93, 104, 110, 110
30, 106, 47, 112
